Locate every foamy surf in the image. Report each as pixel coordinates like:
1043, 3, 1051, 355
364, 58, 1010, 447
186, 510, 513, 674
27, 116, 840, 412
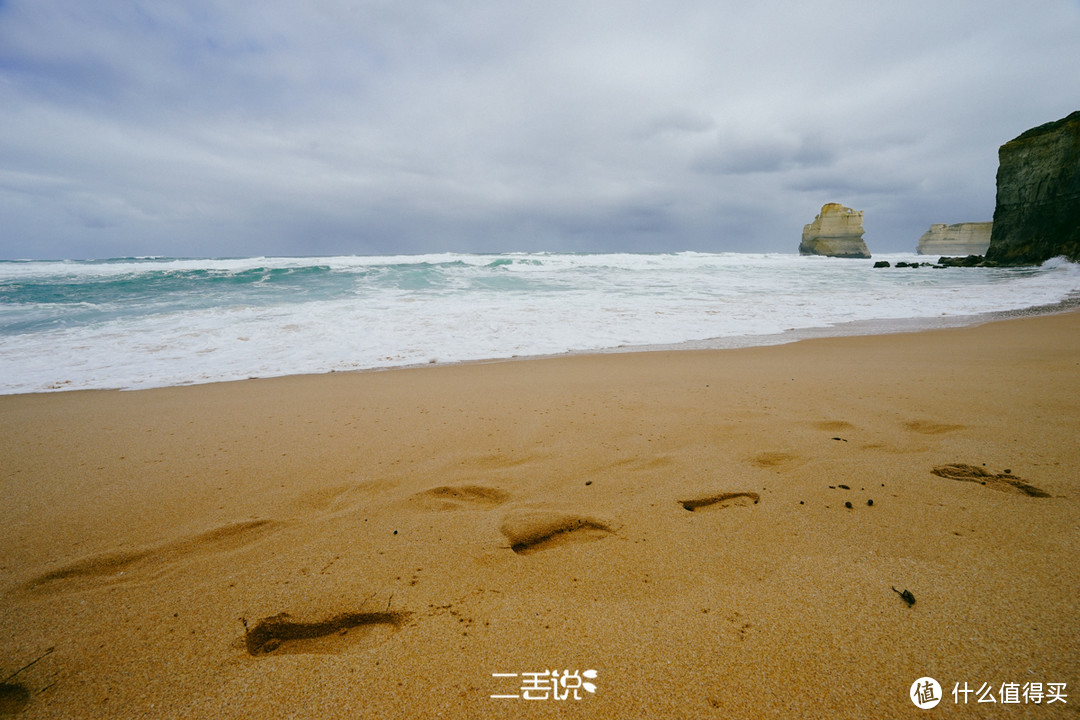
1, 252, 1078, 393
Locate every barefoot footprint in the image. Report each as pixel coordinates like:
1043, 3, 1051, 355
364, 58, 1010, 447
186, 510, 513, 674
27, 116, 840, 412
20, 519, 278, 595
499, 509, 613, 554
243, 610, 411, 656
678, 492, 761, 512
930, 464, 1049, 497
409, 485, 510, 511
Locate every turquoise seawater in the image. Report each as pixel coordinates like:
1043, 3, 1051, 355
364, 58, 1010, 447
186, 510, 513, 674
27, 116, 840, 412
1, 252, 1078, 393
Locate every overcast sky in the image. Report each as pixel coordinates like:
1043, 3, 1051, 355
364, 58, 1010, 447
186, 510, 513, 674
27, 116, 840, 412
1, 1, 1078, 259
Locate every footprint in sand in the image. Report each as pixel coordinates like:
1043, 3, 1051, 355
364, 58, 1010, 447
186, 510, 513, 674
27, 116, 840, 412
408, 485, 510, 512
813, 420, 855, 432
243, 610, 411, 656
499, 509, 613, 555
19, 519, 278, 595
750, 452, 801, 470
470, 452, 540, 470
931, 464, 1049, 497
0, 683, 30, 714
287, 481, 392, 516
678, 492, 761, 512
905, 420, 965, 435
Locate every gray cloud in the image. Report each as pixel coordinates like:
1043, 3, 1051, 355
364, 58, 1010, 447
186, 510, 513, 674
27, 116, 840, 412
1, 0, 1079, 259
692, 130, 838, 175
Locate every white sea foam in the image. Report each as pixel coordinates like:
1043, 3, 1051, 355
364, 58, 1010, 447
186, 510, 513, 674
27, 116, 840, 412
1, 252, 1077, 393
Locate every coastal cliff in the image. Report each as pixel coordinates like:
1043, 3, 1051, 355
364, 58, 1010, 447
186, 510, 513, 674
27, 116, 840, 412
916, 222, 992, 256
985, 110, 1080, 264
799, 203, 871, 258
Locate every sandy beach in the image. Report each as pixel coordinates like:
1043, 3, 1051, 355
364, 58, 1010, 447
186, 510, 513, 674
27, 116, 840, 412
2, 310, 1078, 719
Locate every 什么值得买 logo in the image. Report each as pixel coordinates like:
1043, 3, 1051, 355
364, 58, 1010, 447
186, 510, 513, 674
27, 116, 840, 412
911, 676, 1067, 709
910, 677, 942, 709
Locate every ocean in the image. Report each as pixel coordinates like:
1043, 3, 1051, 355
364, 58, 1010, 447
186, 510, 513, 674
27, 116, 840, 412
2, 252, 1078, 394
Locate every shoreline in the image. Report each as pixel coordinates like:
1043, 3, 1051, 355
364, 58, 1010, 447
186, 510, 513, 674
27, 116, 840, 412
7, 293, 1080, 397
2, 309, 1078, 718
4, 251, 1079, 397
586, 291, 1080, 355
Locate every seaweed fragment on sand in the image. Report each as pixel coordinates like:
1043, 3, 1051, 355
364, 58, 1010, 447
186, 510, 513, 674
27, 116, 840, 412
892, 586, 916, 607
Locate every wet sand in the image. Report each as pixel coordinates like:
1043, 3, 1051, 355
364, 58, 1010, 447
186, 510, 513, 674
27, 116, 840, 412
1, 310, 1078, 718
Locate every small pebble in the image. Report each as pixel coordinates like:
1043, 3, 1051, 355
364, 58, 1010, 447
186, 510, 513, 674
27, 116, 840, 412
844, 501, 853, 509
867, 499, 874, 506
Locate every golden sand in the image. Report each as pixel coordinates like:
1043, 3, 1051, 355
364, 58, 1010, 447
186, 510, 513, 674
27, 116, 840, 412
2, 311, 1078, 718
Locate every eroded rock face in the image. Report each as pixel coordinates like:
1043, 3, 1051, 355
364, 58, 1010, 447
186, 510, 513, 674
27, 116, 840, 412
916, 222, 992, 256
986, 110, 1080, 265
799, 203, 871, 258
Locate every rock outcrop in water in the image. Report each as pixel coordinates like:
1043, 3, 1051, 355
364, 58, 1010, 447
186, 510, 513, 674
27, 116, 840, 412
916, 222, 992, 256
799, 203, 871, 258
985, 110, 1080, 265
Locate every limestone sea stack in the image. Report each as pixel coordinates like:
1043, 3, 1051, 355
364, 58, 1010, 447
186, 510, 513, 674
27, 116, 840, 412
985, 110, 1080, 265
799, 203, 871, 258
916, 222, 992, 256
